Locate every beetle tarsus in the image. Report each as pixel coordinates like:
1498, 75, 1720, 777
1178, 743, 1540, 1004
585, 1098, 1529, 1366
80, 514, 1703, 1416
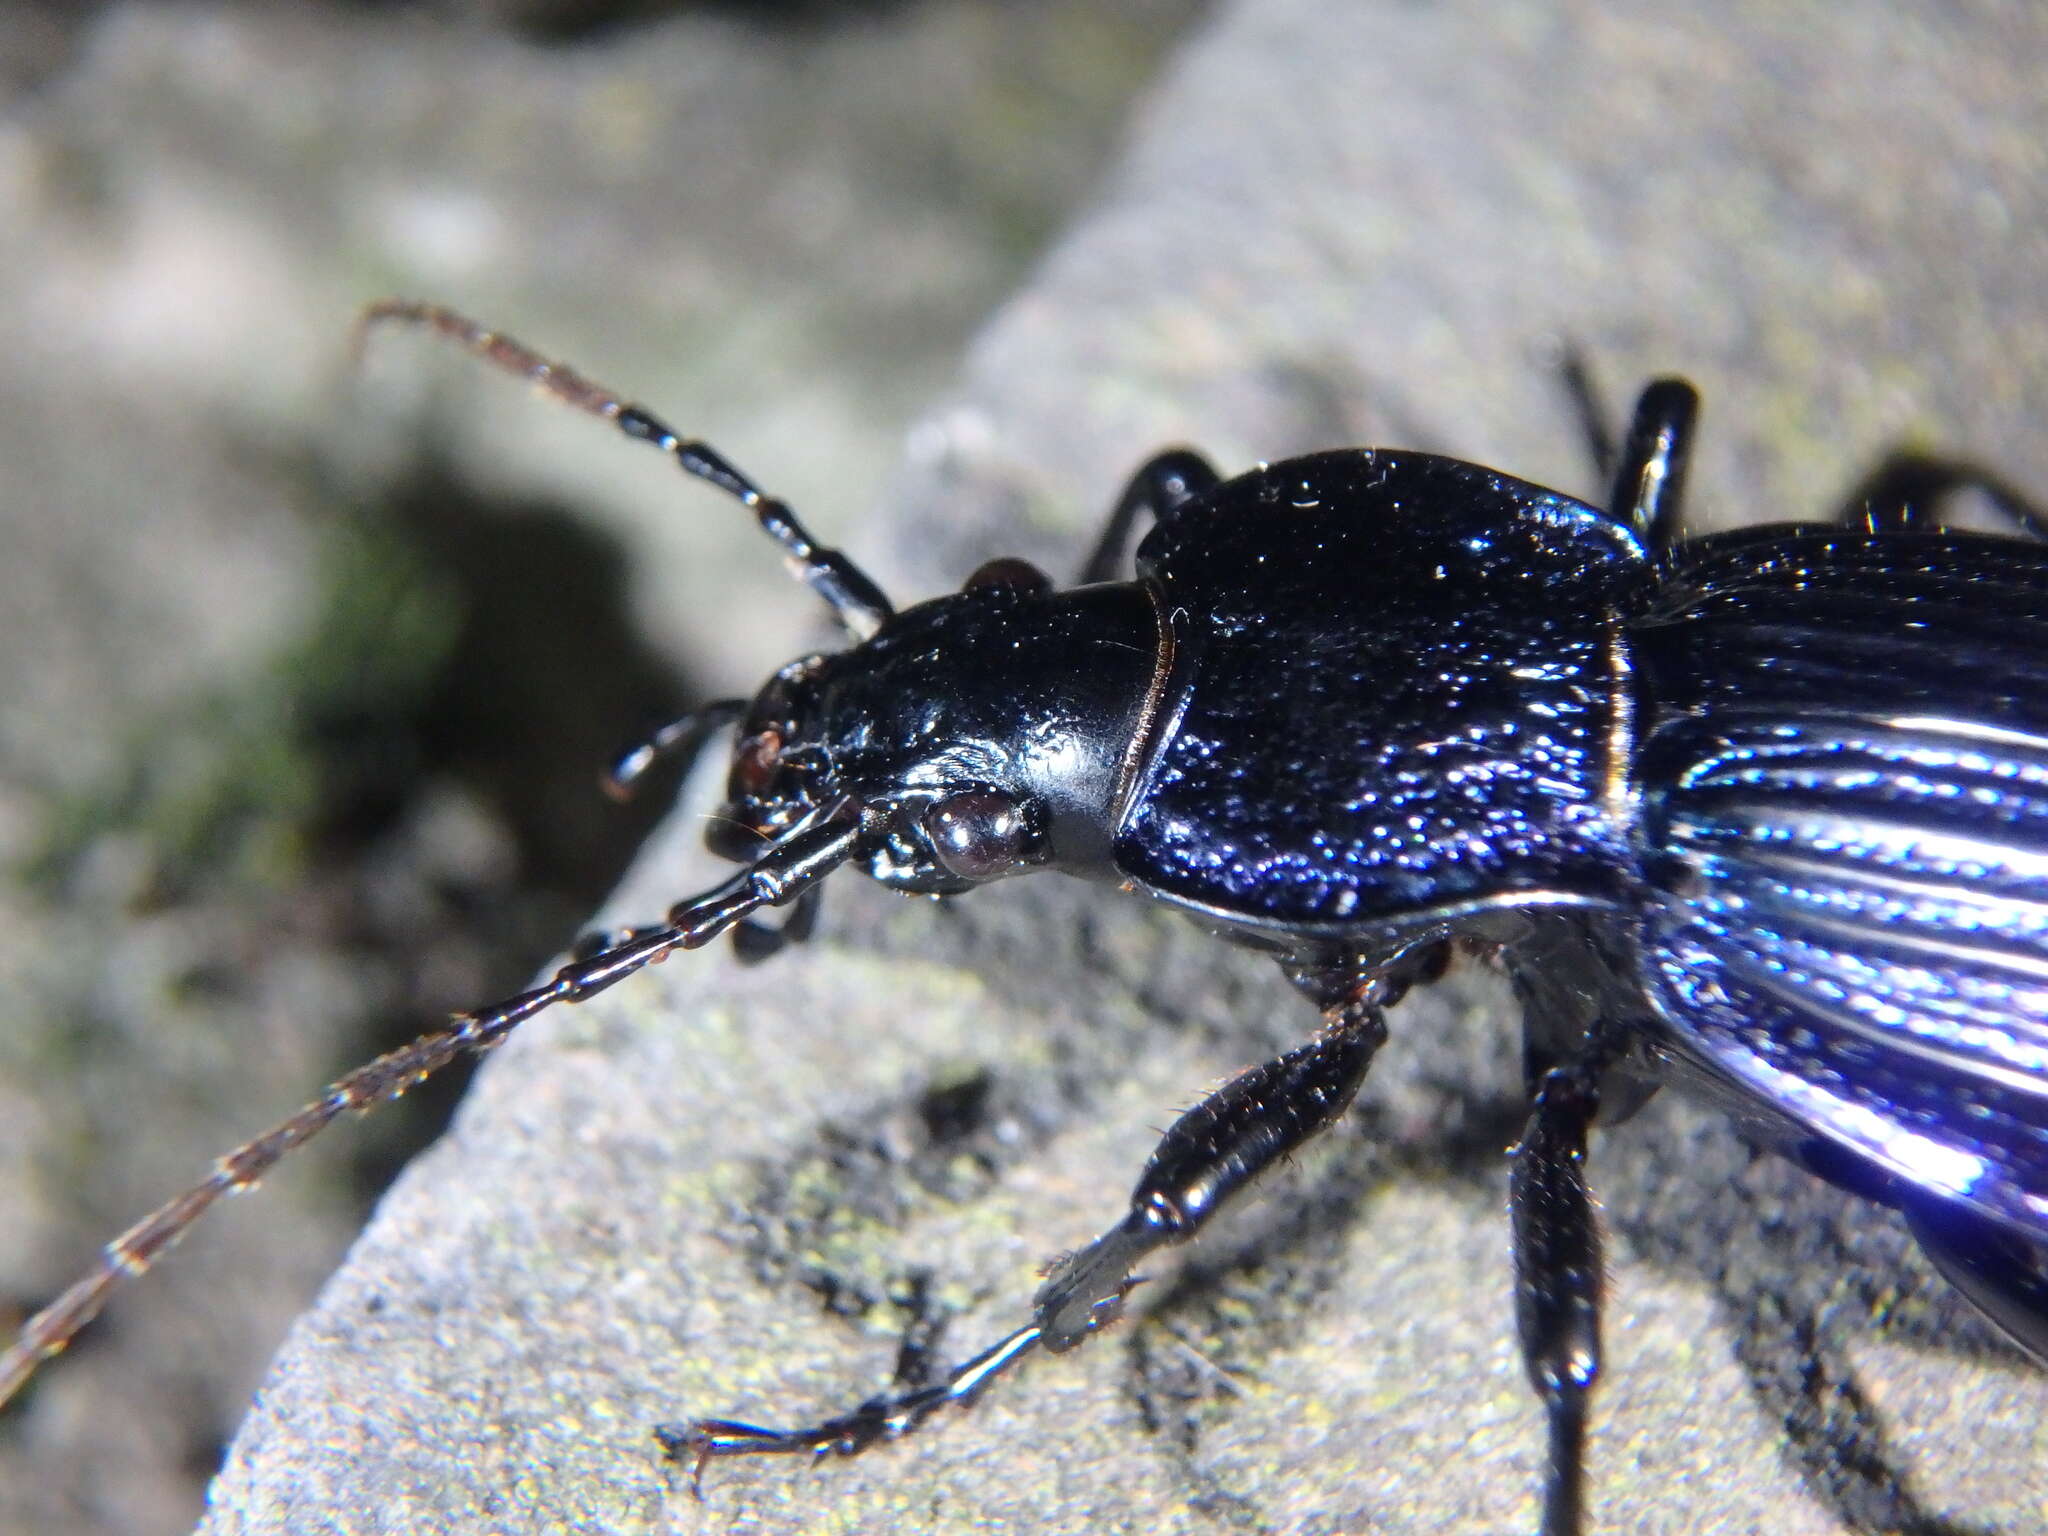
663, 1321, 1047, 1493
1831, 448, 2048, 538
1539, 1396, 1587, 1536
602, 698, 746, 802
673, 995, 1390, 1495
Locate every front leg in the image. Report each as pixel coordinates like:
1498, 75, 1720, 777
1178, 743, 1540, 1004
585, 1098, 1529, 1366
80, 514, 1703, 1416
662, 991, 1386, 1486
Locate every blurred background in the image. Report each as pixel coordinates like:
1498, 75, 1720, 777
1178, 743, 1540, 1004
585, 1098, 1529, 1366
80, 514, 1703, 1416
0, 4, 1199, 1532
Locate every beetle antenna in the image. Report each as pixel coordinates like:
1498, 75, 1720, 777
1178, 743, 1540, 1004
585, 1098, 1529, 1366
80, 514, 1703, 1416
353, 301, 894, 640
0, 808, 865, 1411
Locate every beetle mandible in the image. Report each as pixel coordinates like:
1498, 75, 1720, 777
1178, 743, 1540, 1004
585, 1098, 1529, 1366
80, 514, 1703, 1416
4, 302, 2046, 1536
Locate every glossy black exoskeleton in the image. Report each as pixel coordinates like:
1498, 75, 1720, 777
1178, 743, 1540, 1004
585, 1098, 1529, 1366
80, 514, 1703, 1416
5, 307, 2045, 1536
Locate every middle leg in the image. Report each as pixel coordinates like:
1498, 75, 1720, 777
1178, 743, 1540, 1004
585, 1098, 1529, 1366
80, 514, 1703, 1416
1510, 1014, 1633, 1536
1550, 348, 1698, 558
1078, 449, 1220, 583
663, 987, 1388, 1483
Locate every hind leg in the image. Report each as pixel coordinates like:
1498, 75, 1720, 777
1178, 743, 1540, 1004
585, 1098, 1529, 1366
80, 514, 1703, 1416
1832, 450, 2048, 539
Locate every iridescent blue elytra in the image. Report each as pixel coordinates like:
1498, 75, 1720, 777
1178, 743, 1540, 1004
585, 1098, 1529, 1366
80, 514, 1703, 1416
1636, 533, 2048, 1243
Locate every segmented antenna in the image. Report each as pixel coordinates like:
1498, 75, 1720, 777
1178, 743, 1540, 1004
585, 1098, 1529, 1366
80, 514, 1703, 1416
353, 300, 895, 640
0, 812, 863, 1409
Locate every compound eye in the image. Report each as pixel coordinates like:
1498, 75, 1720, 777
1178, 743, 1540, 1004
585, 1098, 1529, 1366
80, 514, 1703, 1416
922, 790, 1043, 881
963, 557, 1052, 596
732, 728, 784, 796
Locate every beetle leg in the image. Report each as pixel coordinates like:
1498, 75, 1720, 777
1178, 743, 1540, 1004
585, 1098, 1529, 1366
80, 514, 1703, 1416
729, 884, 824, 966
1551, 343, 1619, 483
1608, 379, 1699, 559
662, 992, 1386, 1485
1509, 1019, 1631, 1536
600, 698, 745, 802
1548, 351, 1697, 559
589, 696, 822, 965
575, 702, 748, 958
1078, 449, 1221, 583
1831, 449, 2048, 540
1032, 991, 1385, 1348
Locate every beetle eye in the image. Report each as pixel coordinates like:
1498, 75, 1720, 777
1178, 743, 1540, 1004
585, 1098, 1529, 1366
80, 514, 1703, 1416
963, 557, 1052, 595
733, 728, 784, 796
923, 790, 1043, 880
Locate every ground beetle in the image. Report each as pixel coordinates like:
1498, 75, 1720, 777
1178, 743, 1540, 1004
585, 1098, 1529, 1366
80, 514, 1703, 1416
5, 303, 2046, 1535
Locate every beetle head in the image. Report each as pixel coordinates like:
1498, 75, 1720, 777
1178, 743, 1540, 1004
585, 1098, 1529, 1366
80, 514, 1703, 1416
710, 559, 1162, 895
